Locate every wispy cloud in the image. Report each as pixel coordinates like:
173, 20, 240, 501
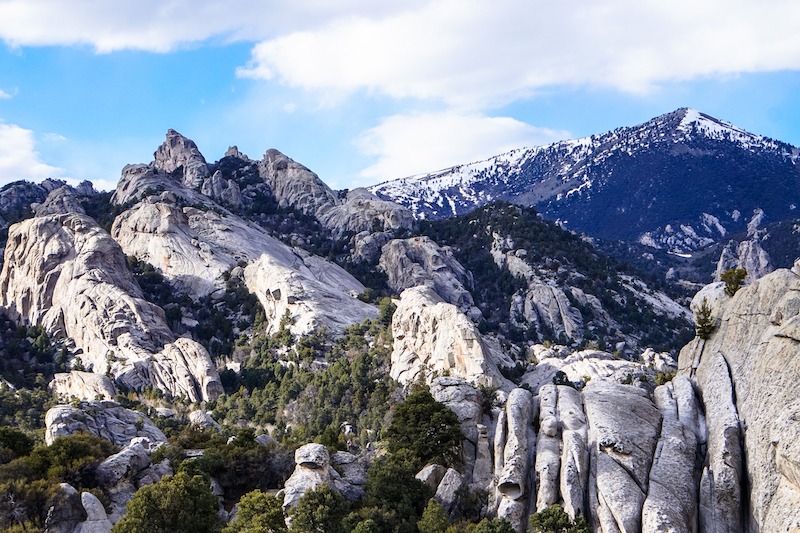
356, 111, 568, 184
0, 89, 11, 100
0, 123, 64, 184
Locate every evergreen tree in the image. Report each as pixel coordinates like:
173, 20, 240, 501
289, 484, 349, 533
695, 298, 715, 340
529, 504, 590, 533
383, 386, 463, 469
111, 472, 219, 533
417, 499, 450, 533
223, 489, 286, 533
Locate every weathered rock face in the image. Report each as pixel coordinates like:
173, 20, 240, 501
0, 213, 222, 401
44, 483, 86, 533
244, 253, 377, 336
390, 286, 513, 389
641, 377, 701, 532
379, 237, 476, 313
33, 185, 90, 217
45, 401, 167, 446
259, 149, 339, 226
429, 377, 486, 488
73, 491, 113, 533
679, 263, 800, 532
584, 381, 661, 533
522, 348, 649, 393
94, 436, 171, 523
494, 387, 535, 532
50, 371, 116, 402
153, 129, 209, 189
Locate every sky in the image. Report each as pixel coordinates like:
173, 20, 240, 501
1, 1, 800, 192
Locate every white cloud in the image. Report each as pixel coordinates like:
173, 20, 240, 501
0, 123, 64, 185
0, 89, 11, 99
355, 111, 569, 184
0, 0, 426, 52
239, 0, 800, 107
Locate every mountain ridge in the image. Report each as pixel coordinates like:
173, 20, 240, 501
369, 107, 800, 253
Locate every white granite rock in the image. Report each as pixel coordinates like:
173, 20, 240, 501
50, 371, 116, 402
391, 286, 513, 389
45, 401, 166, 447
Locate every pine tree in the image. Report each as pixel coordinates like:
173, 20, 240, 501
695, 298, 715, 340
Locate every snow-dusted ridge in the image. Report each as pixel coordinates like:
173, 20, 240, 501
369, 108, 800, 253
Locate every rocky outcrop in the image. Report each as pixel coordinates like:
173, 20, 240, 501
50, 371, 116, 402
200, 169, 242, 208
379, 237, 476, 313
715, 236, 772, 284
390, 286, 513, 389
111, 162, 376, 335
258, 150, 411, 238
244, 253, 376, 336
44, 483, 86, 533
319, 187, 414, 238
430, 377, 487, 488
678, 263, 800, 531
33, 185, 89, 217
282, 443, 332, 511
93, 437, 171, 523
494, 387, 535, 532
522, 348, 648, 393
188, 410, 222, 431
0, 213, 222, 401
153, 129, 209, 189
511, 284, 584, 342
45, 401, 167, 446
641, 377, 701, 532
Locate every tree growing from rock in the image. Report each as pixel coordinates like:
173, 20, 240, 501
695, 298, 715, 340
720, 268, 747, 296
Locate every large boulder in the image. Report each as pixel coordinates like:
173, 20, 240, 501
282, 443, 332, 511
73, 492, 113, 533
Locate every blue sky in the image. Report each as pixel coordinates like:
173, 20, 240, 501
1, 0, 799, 192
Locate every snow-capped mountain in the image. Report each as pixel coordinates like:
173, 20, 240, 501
370, 108, 800, 253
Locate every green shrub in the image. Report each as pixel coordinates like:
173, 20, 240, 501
720, 268, 747, 297
111, 471, 219, 533
529, 504, 590, 533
